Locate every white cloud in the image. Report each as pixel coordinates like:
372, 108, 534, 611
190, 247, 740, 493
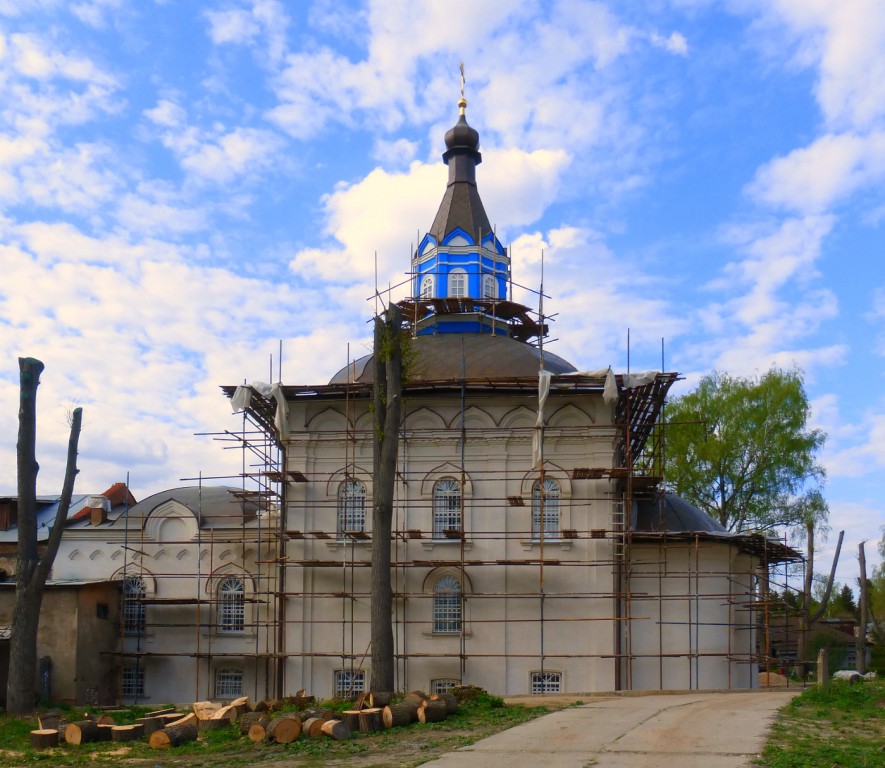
371, 137, 418, 166
748, 131, 885, 214
205, 0, 290, 65
144, 99, 187, 128
760, 0, 885, 131
649, 31, 689, 56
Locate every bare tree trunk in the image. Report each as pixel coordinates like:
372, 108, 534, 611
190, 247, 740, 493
796, 529, 843, 680
856, 542, 867, 674
7, 358, 82, 716
370, 305, 402, 692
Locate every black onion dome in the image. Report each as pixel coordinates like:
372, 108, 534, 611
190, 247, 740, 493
445, 114, 480, 151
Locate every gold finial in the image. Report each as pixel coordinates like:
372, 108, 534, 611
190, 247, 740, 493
459, 61, 467, 115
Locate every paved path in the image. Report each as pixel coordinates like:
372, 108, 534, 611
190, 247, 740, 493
422, 690, 799, 768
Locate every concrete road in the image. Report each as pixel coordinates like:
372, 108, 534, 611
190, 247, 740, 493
421, 690, 799, 768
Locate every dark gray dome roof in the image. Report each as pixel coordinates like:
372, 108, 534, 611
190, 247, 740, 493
330, 333, 577, 385
634, 492, 726, 533
127, 486, 259, 526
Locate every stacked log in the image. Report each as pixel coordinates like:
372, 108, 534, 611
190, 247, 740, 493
96, 715, 116, 726
145, 706, 176, 717
382, 701, 420, 728
198, 717, 229, 732
240, 711, 270, 739
29, 729, 59, 749
167, 713, 198, 729
193, 701, 221, 720
265, 714, 302, 744
402, 692, 427, 708
303, 717, 330, 738
418, 699, 448, 724
340, 708, 383, 733
149, 723, 199, 749
320, 719, 351, 740
430, 691, 459, 714
64, 721, 112, 745
110, 724, 144, 743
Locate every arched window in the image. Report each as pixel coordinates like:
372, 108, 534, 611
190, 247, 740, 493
448, 269, 466, 298
123, 576, 146, 635
218, 576, 245, 633
420, 274, 434, 299
532, 478, 560, 539
433, 478, 461, 538
482, 274, 497, 299
338, 479, 366, 538
215, 667, 243, 698
433, 575, 461, 633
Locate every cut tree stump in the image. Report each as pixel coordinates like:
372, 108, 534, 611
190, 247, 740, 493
265, 714, 302, 743
368, 691, 392, 708
418, 699, 448, 723
382, 702, 419, 728
136, 716, 164, 736
110, 724, 144, 742
167, 713, 197, 729
30, 729, 59, 749
192, 701, 221, 720
211, 696, 248, 723
430, 692, 459, 714
145, 706, 176, 718
340, 708, 382, 733
64, 720, 112, 745
149, 723, 199, 749
96, 715, 116, 726
320, 719, 351, 740
198, 717, 229, 731
402, 692, 427, 708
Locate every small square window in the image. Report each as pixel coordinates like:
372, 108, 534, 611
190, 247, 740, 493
122, 666, 144, 698
215, 667, 243, 699
530, 671, 561, 694
431, 678, 459, 694
96, 603, 109, 620
334, 669, 365, 699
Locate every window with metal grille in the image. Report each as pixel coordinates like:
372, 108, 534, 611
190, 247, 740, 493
530, 671, 561, 694
431, 678, 459, 694
433, 575, 461, 633
420, 274, 434, 298
433, 478, 461, 538
338, 479, 366, 538
215, 667, 243, 698
121, 665, 144, 698
123, 576, 146, 634
218, 577, 245, 633
448, 269, 466, 297
482, 273, 497, 299
532, 478, 560, 539
334, 669, 365, 699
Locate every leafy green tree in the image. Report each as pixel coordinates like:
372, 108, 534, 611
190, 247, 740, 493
664, 368, 826, 532
828, 583, 858, 620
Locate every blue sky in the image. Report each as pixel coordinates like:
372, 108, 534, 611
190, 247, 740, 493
0, 0, 883, 585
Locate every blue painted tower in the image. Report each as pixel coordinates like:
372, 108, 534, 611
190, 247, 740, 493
409, 94, 531, 338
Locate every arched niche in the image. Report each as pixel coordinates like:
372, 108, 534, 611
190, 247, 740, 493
420, 462, 474, 497
144, 500, 199, 543
404, 406, 447, 431
499, 405, 537, 430
306, 406, 347, 432
547, 403, 595, 427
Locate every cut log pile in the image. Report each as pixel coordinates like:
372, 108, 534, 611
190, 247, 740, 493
29, 685, 462, 752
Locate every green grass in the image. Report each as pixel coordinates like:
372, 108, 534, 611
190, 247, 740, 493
0, 695, 550, 768
756, 677, 885, 768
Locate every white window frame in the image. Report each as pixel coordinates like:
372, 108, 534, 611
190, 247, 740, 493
433, 477, 461, 538
431, 678, 460, 694
123, 576, 146, 635
433, 575, 462, 634
334, 669, 365, 699
530, 670, 561, 694
215, 667, 243, 699
218, 576, 245, 633
121, 664, 144, 698
482, 273, 497, 299
338, 479, 366, 538
420, 274, 434, 299
448, 269, 467, 298
532, 478, 560, 539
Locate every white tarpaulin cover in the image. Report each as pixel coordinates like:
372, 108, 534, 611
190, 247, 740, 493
230, 381, 289, 441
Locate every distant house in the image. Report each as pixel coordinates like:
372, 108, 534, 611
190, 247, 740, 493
0, 484, 135, 706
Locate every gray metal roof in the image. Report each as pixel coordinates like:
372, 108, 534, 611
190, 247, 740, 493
123, 485, 259, 527
633, 492, 727, 533
329, 333, 577, 385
